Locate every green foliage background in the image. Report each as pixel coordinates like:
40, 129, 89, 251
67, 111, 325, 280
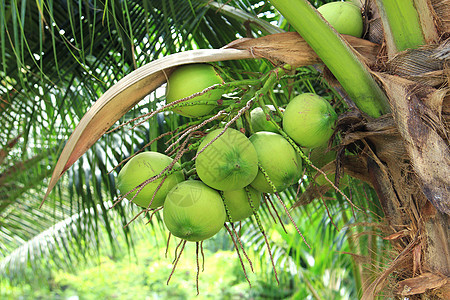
2, 201, 364, 299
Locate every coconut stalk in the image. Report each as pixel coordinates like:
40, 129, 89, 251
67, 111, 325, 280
269, 0, 390, 118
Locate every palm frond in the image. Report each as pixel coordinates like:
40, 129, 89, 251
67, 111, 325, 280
0, 190, 168, 282
0, 0, 274, 266
0, 0, 278, 204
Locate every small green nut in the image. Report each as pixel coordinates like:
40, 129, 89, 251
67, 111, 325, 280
222, 186, 261, 222
195, 128, 258, 191
116, 152, 185, 209
163, 180, 226, 242
283, 93, 337, 149
249, 131, 302, 193
165, 64, 224, 118
317, 2, 364, 38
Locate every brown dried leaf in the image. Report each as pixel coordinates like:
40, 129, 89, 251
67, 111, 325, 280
361, 236, 418, 300
412, 243, 422, 275
225, 32, 381, 67
395, 273, 449, 296
383, 230, 409, 240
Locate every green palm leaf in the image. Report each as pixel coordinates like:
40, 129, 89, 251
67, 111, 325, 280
0, 0, 280, 281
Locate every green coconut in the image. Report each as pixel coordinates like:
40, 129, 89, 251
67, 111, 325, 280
249, 131, 302, 193
222, 186, 261, 222
317, 1, 364, 38
195, 128, 259, 191
163, 180, 226, 242
116, 152, 185, 209
283, 93, 337, 149
165, 64, 224, 118
250, 105, 281, 133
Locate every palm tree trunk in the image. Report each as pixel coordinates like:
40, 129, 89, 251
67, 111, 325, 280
365, 72, 450, 298
340, 84, 449, 297
268, 0, 450, 298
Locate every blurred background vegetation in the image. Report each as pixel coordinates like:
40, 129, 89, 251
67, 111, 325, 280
0, 0, 389, 298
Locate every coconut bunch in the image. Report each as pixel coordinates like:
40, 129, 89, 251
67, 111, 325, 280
38, 1, 379, 279
115, 63, 341, 246
108, 63, 343, 288
42, 2, 367, 248
42, 1, 377, 210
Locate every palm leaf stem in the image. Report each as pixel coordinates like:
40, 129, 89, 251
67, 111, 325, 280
375, 0, 425, 55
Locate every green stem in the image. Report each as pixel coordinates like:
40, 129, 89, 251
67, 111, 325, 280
375, 0, 425, 52
267, 90, 284, 118
269, 0, 390, 118
243, 110, 254, 134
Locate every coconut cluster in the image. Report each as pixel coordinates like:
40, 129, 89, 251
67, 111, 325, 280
116, 63, 339, 243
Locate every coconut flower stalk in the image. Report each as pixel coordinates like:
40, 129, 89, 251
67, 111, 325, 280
269, 0, 390, 118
